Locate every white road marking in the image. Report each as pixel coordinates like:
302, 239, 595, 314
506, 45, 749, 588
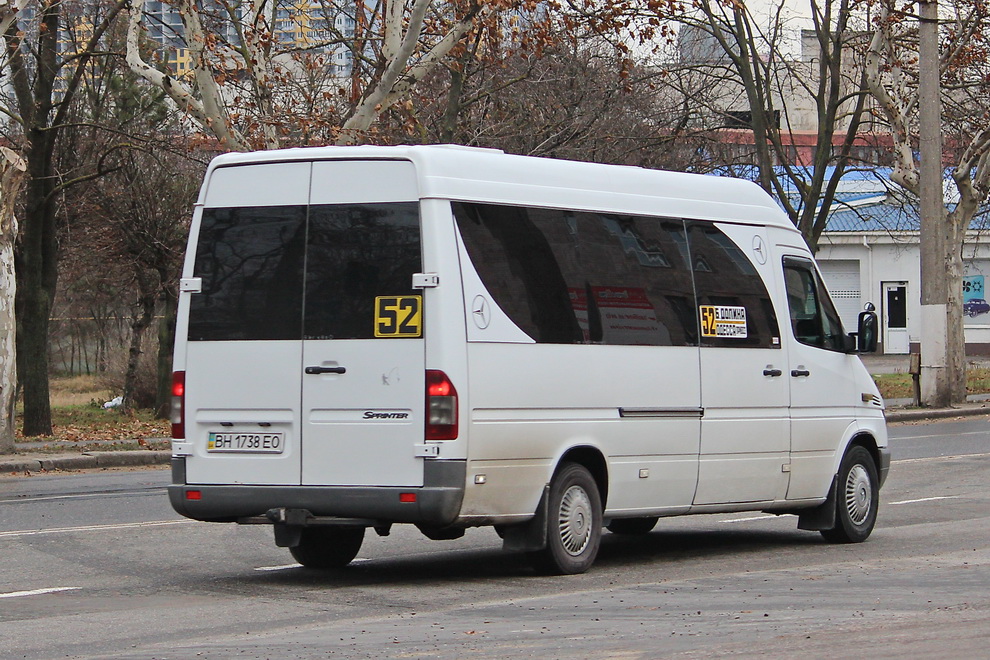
0, 519, 194, 540
889, 496, 961, 505
718, 515, 783, 524
254, 564, 300, 572
894, 452, 990, 463
895, 430, 988, 441
0, 587, 81, 599
254, 558, 371, 571
2, 490, 165, 504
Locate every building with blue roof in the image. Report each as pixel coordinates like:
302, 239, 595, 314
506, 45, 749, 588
804, 168, 990, 354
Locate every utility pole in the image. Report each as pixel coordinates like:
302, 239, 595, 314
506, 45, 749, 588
918, 0, 949, 406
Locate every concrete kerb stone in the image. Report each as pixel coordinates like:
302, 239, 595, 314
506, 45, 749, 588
1, 457, 43, 473
885, 404, 990, 423
1, 450, 170, 474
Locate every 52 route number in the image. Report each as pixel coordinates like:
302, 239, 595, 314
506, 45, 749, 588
375, 296, 423, 338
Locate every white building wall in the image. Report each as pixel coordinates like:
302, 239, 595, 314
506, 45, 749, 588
817, 232, 990, 354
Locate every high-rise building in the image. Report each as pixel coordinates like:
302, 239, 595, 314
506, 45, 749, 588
142, 0, 356, 77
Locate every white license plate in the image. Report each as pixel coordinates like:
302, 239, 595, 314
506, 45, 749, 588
207, 432, 285, 454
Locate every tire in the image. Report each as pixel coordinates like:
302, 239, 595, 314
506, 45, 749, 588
527, 463, 603, 575
607, 516, 659, 535
820, 446, 879, 543
289, 526, 365, 569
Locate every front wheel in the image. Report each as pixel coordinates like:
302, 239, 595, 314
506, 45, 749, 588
820, 446, 879, 543
527, 462, 603, 575
289, 526, 365, 569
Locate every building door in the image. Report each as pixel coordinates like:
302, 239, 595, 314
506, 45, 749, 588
883, 282, 909, 354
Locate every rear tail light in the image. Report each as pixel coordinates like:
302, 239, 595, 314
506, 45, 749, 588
425, 370, 458, 440
171, 371, 185, 439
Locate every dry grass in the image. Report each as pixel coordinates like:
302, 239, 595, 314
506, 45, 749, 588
49, 375, 115, 407
16, 375, 169, 445
871, 367, 990, 400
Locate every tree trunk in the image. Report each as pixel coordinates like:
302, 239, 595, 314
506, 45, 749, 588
0, 148, 25, 453
155, 281, 178, 419
946, 207, 971, 403
0, 235, 14, 453
122, 269, 158, 413
16, 144, 60, 437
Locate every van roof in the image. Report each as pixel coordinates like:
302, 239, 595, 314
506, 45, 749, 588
205, 145, 796, 230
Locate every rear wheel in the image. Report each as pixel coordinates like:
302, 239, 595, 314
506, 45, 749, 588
607, 516, 659, 535
820, 446, 879, 543
289, 526, 365, 568
527, 462, 603, 575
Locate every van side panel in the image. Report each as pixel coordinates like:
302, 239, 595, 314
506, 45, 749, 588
458, 343, 701, 520
449, 202, 702, 520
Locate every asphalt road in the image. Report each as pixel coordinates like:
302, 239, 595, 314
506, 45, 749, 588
1, 417, 988, 659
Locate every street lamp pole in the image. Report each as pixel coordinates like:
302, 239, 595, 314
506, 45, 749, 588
918, 0, 948, 407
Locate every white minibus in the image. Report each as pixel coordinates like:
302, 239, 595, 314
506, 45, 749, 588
169, 145, 888, 574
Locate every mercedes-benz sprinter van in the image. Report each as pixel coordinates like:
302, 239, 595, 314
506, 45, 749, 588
168, 145, 888, 575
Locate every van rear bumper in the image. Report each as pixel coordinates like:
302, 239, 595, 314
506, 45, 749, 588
168, 458, 465, 526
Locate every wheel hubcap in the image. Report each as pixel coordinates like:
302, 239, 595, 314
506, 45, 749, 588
845, 464, 872, 526
558, 485, 593, 556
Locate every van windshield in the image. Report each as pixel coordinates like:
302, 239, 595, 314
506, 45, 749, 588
188, 203, 422, 341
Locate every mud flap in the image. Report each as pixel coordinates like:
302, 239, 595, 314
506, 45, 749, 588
500, 485, 550, 552
273, 524, 303, 548
797, 476, 838, 531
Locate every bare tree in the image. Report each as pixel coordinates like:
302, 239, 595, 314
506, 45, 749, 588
1, 0, 129, 437
866, 0, 990, 404
0, 146, 25, 454
664, 0, 874, 250
94, 149, 198, 413
124, 0, 509, 149
0, 0, 29, 452
413, 39, 722, 171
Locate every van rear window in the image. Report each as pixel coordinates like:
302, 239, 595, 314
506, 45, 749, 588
189, 203, 421, 341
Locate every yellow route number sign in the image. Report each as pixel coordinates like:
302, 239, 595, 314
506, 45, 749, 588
699, 305, 748, 339
375, 296, 423, 338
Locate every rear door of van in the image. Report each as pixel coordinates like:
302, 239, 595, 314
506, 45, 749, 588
183, 159, 425, 488
301, 161, 425, 487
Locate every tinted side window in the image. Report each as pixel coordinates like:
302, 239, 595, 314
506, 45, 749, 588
190, 206, 307, 341
687, 222, 780, 349
305, 203, 422, 340
453, 203, 582, 343
453, 202, 697, 346
783, 257, 847, 351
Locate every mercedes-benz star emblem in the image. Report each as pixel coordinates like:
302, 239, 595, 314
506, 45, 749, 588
752, 235, 767, 265
472, 295, 491, 329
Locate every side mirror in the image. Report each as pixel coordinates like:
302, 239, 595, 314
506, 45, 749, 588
856, 304, 878, 353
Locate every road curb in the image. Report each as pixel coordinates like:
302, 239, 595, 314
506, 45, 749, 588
886, 405, 990, 422
1, 450, 171, 474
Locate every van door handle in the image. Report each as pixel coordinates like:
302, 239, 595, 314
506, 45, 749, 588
305, 366, 346, 375
763, 368, 783, 377
791, 369, 811, 377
